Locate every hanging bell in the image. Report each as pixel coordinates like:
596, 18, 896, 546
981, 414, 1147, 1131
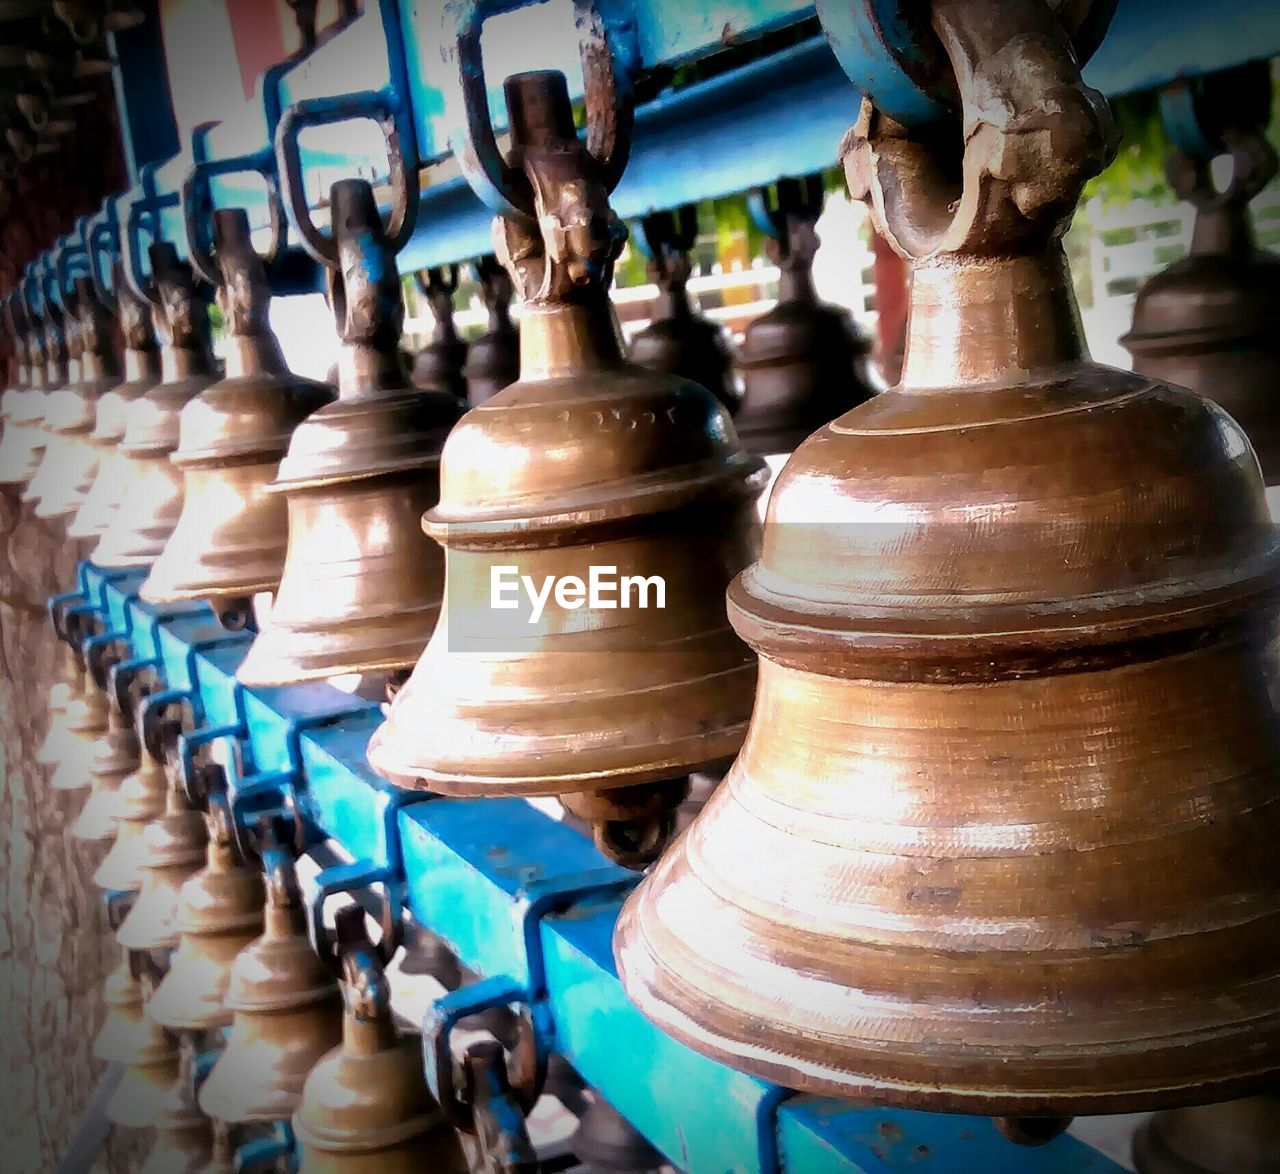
93, 747, 170, 893
628, 206, 738, 413
236, 180, 460, 687
108, 1002, 183, 1131
1122, 66, 1280, 487
68, 261, 162, 540
93, 949, 147, 1066
411, 265, 468, 404
115, 778, 210, 956
50, 661, 107, 791
70, 695, 141, 842
94, 243, 217, 568
462, 255, 519, 407
571, 1094, 666, 1173
198, 851, 342, 1125
28, 276, 119, 519
0, 296, 46, 484
149, 799, 266, 1034
141, 1045, 215, 1174
368, 70, 766, 868
142, 209, 333, 619
293, 907, 468, 1173
733, 175, 874, 458
1134, 1094, 1280, 1173
18, 298, 68, 503
37, 640, 82, 765
616, 0, 1280, 1114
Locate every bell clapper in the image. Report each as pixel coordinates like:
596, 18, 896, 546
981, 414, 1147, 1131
993, 1117, 1074, 1147
560, 779, 691, 871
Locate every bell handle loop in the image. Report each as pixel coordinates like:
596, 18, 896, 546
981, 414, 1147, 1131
182, 154, 288, 289
275, 90, 419, 270
465, 1039, 540, 1174
122, 201, 165, 310
83, 206, 122, 308
573, 0, 634, 195
307, 862, 404, 979
135, 689, 191, 766
83, 633, 125, 693
54, 222, 91, 304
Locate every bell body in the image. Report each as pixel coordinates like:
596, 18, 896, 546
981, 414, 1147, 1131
29, 366, 113, 521
20, 340, 68, 503
629, 290, 738, 414
463, 322, 519, 407
50, 668, 107, 791
615, 249, 1280, 1113
68, 351, 161, 539
1134, 1094, 1280, 1173
94, 751, 169, 892
93, 954, 145, 1064
141, 1079, 213, 1174
70, 713, 141, 842
0, 351, 46, 484
734, 270, 874, 456
107, 1009, 181, 1130
369, 297, 766, 803
142, 343, 332, 607
412, 333, 468, 403
38, 644, 82, 764
115, 804, 210, 953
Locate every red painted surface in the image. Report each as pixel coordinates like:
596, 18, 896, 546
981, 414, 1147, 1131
225, 0, 289, 100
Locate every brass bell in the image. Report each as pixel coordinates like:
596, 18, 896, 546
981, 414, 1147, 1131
236, 180, 460, 687
70, 695, 141, 842
141, 1045, 214, 1174
198, 851, 342, 1125
18, 293, 68, 503
93, 949, 146, 1066
142, 209, 332, 617
68, 261, 161, 540
94, 243, 217, 569
616, 2, 1280, 1114
733, 175, 873, 457
411, 265, 468, 403
115, 779, 210, 955
462, 255, 519, 407
94, 747, 169, 893
1134, 1094, 1280, 1173
368, 71, 766, 868
1122, 67, 1280, 486
628, 206, 738, 413
0, 294, 46, 484
28, 276, 119, 519
149, 799, 266, 1034
293, 907, 468, 1173
50, 662, 107, 791
37, 641, 82, 765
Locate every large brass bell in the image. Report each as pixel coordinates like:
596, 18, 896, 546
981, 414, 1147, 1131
462, 255, 519, 407
1134, 1094, 1280, 1173
733, 175, 873, 457
28, 275, 118, 519
412, 265, 468, 403
94, 746, 170, 893
0, 294, 46, 484
628, 205, 738, 413
94, 243, 216, 568
149, 798, 266, 1033
293, 907, 468, 1173
236, 179, 460, 687
70, 691, 141, 843
368, 70, 766, 868
141, 1044, 214, 1174
68, 261, 161, 540
616, 0, 1280, 1113
115, 778, 210, 956
143, 209, 332, 618
1122, 65, 1280, 486
19, 290, 68, 503
198, 851, 342, 1125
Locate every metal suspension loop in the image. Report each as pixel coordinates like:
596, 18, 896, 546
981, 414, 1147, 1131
82, 199, 122, 307
182, 152, 287, 288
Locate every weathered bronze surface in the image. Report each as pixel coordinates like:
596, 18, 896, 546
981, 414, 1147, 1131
293, 909, 467, 1173
1134, 1094, 1280, 1173
94, 244, 216, 568
198, 853, 342, 1124
93, 748, 169, 893
0, 297, 47, 484
140, 1046, 214, 1174
69, 699, 141, 842
368, 71, 766, 867
463, 255, 519, 407
1123, 70, 1280, 485
18, 302, 67, 502
236, 180, 459, 686
628, 205, 738, 413
616, 0, 1280, 1113
734, 175, 873, 455
143, 210, 332, 612
28, 276, 119, 518
68, 262, 161, 539
149, 801, 265, 1033
412, 265, 468, 403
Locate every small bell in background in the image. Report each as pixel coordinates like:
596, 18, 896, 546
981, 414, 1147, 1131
37, 635, 82, 767
93, 745, 170, 894
0, 291, 48, 485
149, 796, 266, 1034
293, 906, 468, 1172
49, 656, 108, 792
68, 260, 162, 541
462, 254, 519, 407
93, 948, 146, 1071
94, 243, 217, 569
369, 69, 767, 869
628, 204, 738, 414
571, 1092, 667, 1173
142, 207, 333, 627
733, 174, 874, 464
411, 265, 468, 404
140, 1040, 214, 1174
19, 279, 69, 504
1133, 1093, 1280, 1173
235, 178, 460, 689
69, 686, 141, 843
198, 849, 342, 1127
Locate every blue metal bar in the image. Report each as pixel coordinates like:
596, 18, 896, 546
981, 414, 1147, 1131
108, 0, 180, 181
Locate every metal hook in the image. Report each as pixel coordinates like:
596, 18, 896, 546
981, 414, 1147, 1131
182, 150, 287, 288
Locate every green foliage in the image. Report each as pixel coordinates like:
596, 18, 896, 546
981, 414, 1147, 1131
1084, 89, 1175, 207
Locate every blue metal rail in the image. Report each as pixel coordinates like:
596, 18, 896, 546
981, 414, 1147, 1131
73, 561, 1127, 1173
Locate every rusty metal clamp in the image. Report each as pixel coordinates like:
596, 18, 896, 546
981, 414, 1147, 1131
444, 0, 636, 226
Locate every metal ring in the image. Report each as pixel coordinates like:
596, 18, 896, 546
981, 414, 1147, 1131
182, 151, 287, 288
307, 862, 404, 978
83, 201, 122, 306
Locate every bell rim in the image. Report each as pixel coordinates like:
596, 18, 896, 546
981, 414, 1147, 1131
236, 641, 429, 689
140, 572, 281, 607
